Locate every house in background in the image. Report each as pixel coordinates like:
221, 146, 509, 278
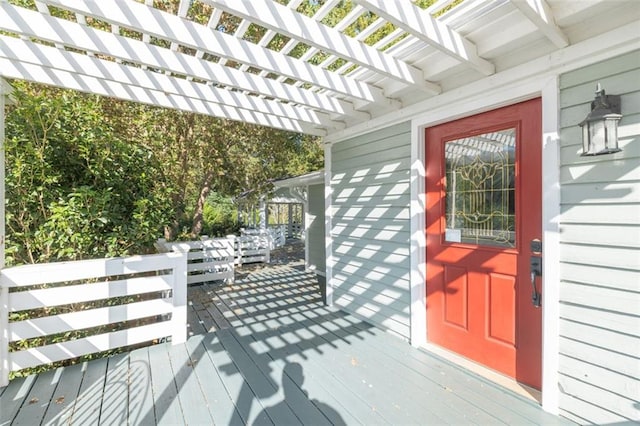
1, 0, 638, 423
272, 170, 326, 276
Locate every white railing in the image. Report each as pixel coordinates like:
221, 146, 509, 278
268, 225, 287, 248
268, 222, 302, 239
155, 237, 235, 285
0, 252, 188, 387
230, 234, 271, 265
241, 227, 285, 249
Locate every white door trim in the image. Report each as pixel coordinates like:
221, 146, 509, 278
409, 75, 561, 415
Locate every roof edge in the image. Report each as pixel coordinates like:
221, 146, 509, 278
273, 169, 324, 187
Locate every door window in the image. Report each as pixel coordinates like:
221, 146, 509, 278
444, 128, 516, 248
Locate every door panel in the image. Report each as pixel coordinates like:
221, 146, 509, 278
426, 98, 542, 390
443, 265, 468, 329
488, 273, 516, 346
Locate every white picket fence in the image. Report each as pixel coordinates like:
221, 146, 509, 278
156, 237, 235, 285
0, 253, 188, 387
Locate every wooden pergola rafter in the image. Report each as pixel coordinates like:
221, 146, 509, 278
0, 0, 581, 136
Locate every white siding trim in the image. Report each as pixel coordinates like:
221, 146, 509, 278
324, 144, 334, 306
541, 77, 561, 415
410, 74, 561, 414
409, 117, 426, 347
326, 21, 640, 144
304, 188, 310, 271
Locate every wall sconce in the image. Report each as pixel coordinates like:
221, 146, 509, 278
579, 83, 622, 156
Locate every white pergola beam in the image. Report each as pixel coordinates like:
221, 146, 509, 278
206, 0, 441, 95
511, 0, 569, 48
0, 36, 343, 131
354, 0, 495, 76
0, 3, 365, 119
42, 0, 389, 105
0, 55, 325, 136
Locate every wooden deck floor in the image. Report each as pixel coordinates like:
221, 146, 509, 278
1, 254, 573, 425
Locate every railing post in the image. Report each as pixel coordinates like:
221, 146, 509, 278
170, 252, 188, 345
0, 284, 9, 387
235, 235, 243, 266
264, 235, 271, 264
225, 237, 235, 284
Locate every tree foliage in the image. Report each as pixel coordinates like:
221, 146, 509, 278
4, 81, 323, 265
5, 82, 173, 265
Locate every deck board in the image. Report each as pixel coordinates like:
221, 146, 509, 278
168, 341, 214, 425
12, 367, 62, 425
40, 362, 84, 425
184, 335, 242, 425
69, 356, 107, 425
147, 343, 184, 425
225, 277, 459, 425
304, 292, 539, 424
1, 251, 575, 425
128, 346, 155, 426
200, 333, 263, 425
100, 353, 130, 425
0, 375, 36, 425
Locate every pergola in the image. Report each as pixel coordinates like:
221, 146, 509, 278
1, 0, 636, 256
1, 3, 639, 422
2, 0, 637, 137
0, 0, 636, 269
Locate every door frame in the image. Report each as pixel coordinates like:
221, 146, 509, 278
409, 76, 561, 414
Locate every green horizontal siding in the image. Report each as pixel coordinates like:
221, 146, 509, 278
307, 183, 326, 273
330, 121, 412, 339
557, 50, 640, 424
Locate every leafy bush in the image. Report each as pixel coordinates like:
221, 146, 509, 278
5, 82, 172, 265
202, 192, 239, 237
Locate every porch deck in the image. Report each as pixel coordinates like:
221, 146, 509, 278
1, 247, 572, 425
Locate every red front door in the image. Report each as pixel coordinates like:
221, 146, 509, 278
425, 99, 542, 390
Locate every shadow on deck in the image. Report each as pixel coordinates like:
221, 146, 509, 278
1, 242, 571, 425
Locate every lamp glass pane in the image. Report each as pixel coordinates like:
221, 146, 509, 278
582, 124, 590, 155
604, 117, 620, 151
589, 120, 605, 154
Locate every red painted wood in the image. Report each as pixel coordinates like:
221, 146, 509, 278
425, 98, 542, 390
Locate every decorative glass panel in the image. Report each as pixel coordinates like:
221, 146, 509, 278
444, 128, 516, 248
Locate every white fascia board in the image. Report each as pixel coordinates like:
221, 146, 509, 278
273, 170, 325, 188
42, 0, 389, 105
0, 36, 342, 131
409, 114, 426, 348
539, 76, 561, 415
325, 20, 640, 143
207, 0, 441, 95
0, 3, 354, 118
0, 56, 326, 136
324, 144, 334, 306
355, 0, 495, 76
511, 0, 569, 48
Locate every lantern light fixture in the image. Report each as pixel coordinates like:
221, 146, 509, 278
579, 83, 622, 156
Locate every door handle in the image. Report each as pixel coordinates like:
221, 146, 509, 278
530, 256, 542, 307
